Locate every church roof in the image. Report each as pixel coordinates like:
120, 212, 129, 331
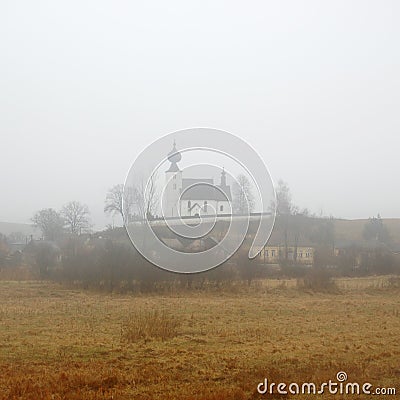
181, 179, 232, 201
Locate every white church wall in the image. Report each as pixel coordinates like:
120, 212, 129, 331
163, 171, 182, 218
180, 200, 231, 217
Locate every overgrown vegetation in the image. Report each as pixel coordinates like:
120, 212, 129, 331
121, 309, 182, 342
297, 267, 338, 293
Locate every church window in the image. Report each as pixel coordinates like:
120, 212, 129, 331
204, 201, 208, 212
220, 205, 224, 212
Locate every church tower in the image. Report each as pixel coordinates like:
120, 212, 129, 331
220, 167, 227, 188
164, 141, 182, 218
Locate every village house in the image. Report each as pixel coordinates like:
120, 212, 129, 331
260, 245, 315, 265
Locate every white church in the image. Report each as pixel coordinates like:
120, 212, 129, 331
163, 142, 232, 218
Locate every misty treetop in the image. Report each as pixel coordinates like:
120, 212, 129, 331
61, 201, 92, 235
232, 174, 255, 214
32, 208, 65, 241
104, 184, 135, 225
32, 201, 92, 240
363, 214, 390, 244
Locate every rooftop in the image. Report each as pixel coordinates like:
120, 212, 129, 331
181, 178, 232, 201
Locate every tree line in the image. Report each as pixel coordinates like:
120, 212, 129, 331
0, 179, 398, 290
32, 201, 91, 240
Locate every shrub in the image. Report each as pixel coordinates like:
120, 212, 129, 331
388, 276, 400, 289
280, 264, 308, 279
121, 309, 181, 342
297, 267, 338, 293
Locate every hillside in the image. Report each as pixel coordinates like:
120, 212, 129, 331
99, 218, 400, 250
334, 218, 400, 245
2, 217, 398, 247
0, 221, 41, 238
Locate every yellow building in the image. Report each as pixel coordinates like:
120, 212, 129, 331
260, 245, 314, 265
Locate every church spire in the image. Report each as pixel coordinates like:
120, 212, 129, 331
166, 140, 181, 172
220, 167, 227, 187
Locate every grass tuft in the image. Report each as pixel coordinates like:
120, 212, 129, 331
121, 309, 181, 342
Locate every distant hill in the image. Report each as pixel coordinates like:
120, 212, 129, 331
0, 221, 41, 239
334, 218, 400, 245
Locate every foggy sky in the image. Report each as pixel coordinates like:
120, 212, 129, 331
1, 1, 399, 229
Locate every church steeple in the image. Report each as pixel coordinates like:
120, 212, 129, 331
220, 167, 227, 187
164, 140, 182, 218
166, 140, 181, 172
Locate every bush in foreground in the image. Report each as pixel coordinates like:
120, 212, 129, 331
121, 309, 181, 343
297, 267, 338, 293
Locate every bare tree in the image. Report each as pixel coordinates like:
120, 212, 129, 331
104, 184, 135, 225
32, 208, 65, 241
133, 174, 159, 220
363, 214, 389, 244
232, 174, 255, 214
270, 180, 296, 261
61, 201, 91, 234
272, 179, 295, 216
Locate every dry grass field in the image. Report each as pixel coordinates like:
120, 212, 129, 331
0, 279, 399, 399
